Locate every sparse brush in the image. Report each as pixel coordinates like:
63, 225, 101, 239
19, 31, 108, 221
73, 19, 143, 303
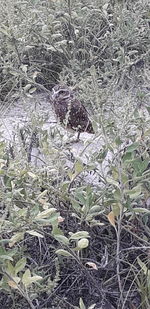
0, 0, 150, 309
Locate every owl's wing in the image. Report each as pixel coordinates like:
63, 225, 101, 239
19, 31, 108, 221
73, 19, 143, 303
69, 99, 94, 133
70, 99, 89, 120
53, 100, 68, 123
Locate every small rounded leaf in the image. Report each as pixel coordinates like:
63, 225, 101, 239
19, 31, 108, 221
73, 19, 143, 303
77, 238, 89, 249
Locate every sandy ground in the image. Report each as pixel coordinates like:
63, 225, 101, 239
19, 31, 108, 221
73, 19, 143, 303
0, 90, 149, 186
0, 93, 112, 186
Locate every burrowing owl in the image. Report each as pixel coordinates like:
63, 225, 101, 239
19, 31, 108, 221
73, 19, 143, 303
51, 84, 94, 139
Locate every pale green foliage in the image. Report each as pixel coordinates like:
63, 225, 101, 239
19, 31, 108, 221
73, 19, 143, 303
0, 0, 150, 308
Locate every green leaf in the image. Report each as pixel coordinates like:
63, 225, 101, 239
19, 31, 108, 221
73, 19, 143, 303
115, 137, 123, 145
89, 205, 102, 213
26, 230, 44, 238
55, 249, 73, 257
37, 190, 48, 200
35, 208, 57, 219
137, 258, 150, 276
113, 189, 121, 201
106, 177, 120, 189
123, 152, 132, 162
69, 231, 89, 240
0, 246, 16, 258
68, 171, 75, 181
132, 158, 149, 175
88, 304, 96, 309
23, 84, 32, 92
0, 239, 12, 244
133, 208, 150, 214
6, 261, 15, 276
75, 161, 84, 174
29, 87, 36, 94
79, 298, 86, 309
15, 258, 26, 275
96, 149, 108, 162
75, 192, 86, 205
112, 203, 121, 216
71, 200, 82, 212
22, 269, 31, 287
126, 143, 139, 153
0, 27, 11, 37
22, 269, 42, 287
126, 185, 141, 199
36, 213, 59, 225
0, 255, 13, 261
144, 128, 150, 136
28, 275, 43, 284
9, 232, 25, 247
77, 238, 89, 249
54, 235, 69, 245
27, 172, 37, 179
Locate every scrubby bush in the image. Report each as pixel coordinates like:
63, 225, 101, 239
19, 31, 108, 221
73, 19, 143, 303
0, 0, 150, 308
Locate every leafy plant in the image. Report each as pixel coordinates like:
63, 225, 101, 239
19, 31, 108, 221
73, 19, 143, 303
0, 0, 150, 308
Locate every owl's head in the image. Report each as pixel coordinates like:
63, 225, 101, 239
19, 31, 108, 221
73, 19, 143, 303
51, 85, 73, 101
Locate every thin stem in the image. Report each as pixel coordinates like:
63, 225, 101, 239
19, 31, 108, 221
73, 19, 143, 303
68, 0, 72, 20
116, 151, 125, 306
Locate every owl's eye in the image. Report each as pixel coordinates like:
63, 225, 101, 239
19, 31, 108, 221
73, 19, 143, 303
59, 90, 65, 94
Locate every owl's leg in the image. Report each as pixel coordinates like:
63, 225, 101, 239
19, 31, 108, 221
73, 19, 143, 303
65, 131, 81, 145
77, 130, 80, 141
